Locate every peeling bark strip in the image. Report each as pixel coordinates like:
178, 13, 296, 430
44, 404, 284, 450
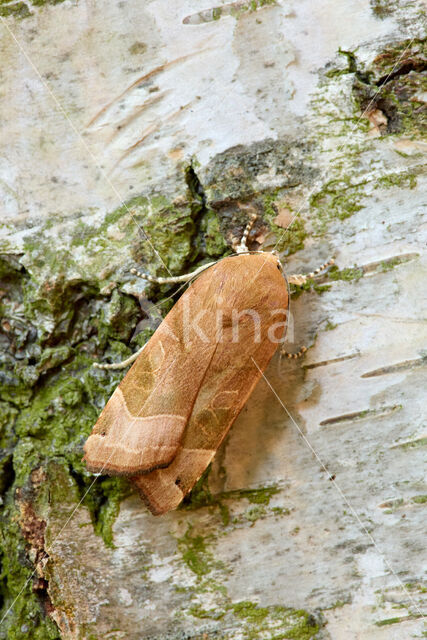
16, 469, 56, 622
84, 252, 289, 514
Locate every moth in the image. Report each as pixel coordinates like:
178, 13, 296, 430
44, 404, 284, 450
83, 214, 333, 515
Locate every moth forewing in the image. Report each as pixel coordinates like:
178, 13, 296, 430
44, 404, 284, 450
83, 271, 219, 475
132, 252, 289, 514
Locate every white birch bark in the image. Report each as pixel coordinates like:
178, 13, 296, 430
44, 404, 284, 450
0, 1, 425, 638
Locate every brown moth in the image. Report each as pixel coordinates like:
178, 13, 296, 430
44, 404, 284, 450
83, 216, 332, 514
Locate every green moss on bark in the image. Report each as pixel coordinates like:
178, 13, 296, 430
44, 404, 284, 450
187, 598, 322, 639
0, 248, 142, 635
0, 0, 66, 20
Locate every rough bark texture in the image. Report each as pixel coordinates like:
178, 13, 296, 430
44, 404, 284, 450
0, 1, 426, 639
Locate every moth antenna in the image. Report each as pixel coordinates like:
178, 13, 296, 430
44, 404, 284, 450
93, 344, 146, 370
288, 258, 335, 285
130, 261, 217, 285
280, 345, 307, 359
304, 257, 335, 279
97, 261, 223, 371
233, 212, 257, 254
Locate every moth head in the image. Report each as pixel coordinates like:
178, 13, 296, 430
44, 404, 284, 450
270, 249, 283, 272
256, 249, 284, 274
230, 249, 284, 274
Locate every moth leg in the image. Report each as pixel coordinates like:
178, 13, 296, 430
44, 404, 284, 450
280, 345, 308, 359
93, 344, 146, 370
288, 258, 335, 285
130, 261, 216, 284
233, 212, 258, 254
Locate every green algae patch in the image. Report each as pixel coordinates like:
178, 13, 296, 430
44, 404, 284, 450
0, 2, 31, 18
187, 481, 280, 510
283, 610, 321, 639
375, 615, 408, 626
177, 526, 218, 577
181, 466, 215, 510
230, 486, 279, 505
0, 0, 70, 20
245, 505, 267, 523
9, 354, 131, 540
310, 176, 367, 231
232, 600, 270, 623
328, 265, 364, 282
405, 582, 427, 593
36, 345, 73, 374
377, 172, 417, 190
78, 193, 196, 279
324, 320, 337, 331
370, 0, 399, 19
228, 602, 321, 639
187, 0, 277, 24
182, 466, 284, 530
199, 208, 229, 257
398, 437, 427, 450
31, 0, 66, 6
187, 596, 322, 639
232, 0, 278, 20
187, 593, 322, 639
133, 198, 198, 274
22, 181, 208, 304
181, 468, 232, 526
380, 257, 404, 272
75, 475, 131, 549
188, 604, 226, 620
289, 277, 332, 300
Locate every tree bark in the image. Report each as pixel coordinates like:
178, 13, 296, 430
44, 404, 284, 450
0, 1, 425, 638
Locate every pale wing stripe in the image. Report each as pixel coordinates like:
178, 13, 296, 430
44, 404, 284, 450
116, 388, 187, 424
